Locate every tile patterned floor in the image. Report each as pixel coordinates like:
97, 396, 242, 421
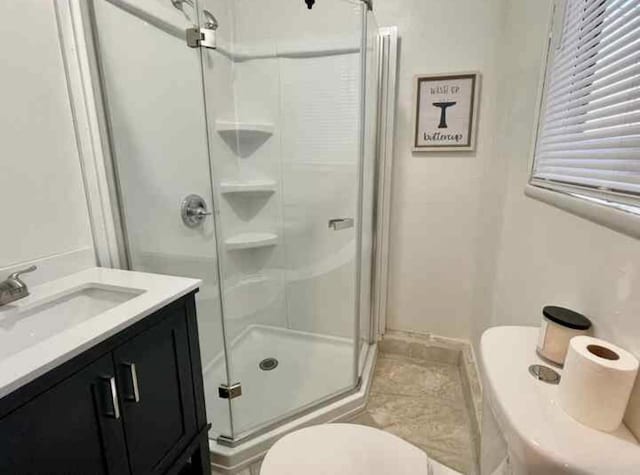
349, 352, 476, 474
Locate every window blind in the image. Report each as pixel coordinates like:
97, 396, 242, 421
532, 0, 640, 197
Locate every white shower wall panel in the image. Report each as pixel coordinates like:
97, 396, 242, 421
214, 57, 288, 340
230, 0, 362, 56
220, 0, 363, 340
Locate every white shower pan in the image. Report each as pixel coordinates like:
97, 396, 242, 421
204, 324, 376, 473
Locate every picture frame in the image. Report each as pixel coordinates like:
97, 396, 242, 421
412, 72, 480, 152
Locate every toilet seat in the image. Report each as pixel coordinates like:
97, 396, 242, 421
260, 423, 429, 475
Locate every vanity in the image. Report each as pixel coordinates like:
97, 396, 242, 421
0, 267, 209, 474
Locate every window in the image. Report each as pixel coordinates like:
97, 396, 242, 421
531, 0, 640, 207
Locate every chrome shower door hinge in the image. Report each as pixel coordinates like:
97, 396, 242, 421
218, 383, 242, 400
186, 27, 216, 49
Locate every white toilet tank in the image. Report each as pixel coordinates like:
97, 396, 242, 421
480, 326, 640, 475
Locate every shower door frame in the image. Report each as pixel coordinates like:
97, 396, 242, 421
55, 0, 398, 447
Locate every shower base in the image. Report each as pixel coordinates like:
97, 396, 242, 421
204, 324, 376, 473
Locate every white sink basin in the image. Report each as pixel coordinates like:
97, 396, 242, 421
0, 267, 200, 399
0, 283, 144, 359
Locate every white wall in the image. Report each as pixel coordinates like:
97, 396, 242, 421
375, 0, 507, 339
0, 1, 94, 283
489, 0, 640, 362
483, 0, 640, 436
379, 0, 640, 361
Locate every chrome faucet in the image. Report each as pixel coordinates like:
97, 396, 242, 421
0, 265, 37, 306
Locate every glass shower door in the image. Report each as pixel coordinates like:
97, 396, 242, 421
89, 0, 233, 437
197, 0, 366, 438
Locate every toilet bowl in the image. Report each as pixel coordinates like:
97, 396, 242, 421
260, 423, 429, 475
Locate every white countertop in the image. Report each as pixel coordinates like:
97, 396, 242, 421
481, 326, 640, 474
0, 267, 200, 399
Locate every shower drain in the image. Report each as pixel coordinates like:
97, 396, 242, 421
259, 357, 279, 371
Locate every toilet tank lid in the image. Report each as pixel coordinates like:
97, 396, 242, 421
480, 326, 640, 475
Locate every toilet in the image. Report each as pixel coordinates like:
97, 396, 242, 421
481, 326, 640, 474
260, 423, 429, 474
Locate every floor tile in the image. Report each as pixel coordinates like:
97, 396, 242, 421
348, 351, 476, 474
366, 393, 472, 459
371, 353, 465, 403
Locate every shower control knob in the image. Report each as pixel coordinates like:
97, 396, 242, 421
181, 194, 213, 227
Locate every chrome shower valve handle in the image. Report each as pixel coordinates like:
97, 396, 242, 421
181, 194, 213, 227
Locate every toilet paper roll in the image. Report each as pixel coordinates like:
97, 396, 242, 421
559, 336, 639, 432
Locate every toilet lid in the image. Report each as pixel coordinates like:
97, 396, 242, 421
260, 423, 429, 475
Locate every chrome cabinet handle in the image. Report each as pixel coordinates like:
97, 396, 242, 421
100, 376, 120, 419
122, 362, 140, 403
328, 218, 354, 230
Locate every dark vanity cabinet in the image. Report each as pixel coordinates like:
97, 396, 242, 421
0, 292, 210, 475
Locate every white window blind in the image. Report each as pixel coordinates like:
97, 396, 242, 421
532, 0, 640, 197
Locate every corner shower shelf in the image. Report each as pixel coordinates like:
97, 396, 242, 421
224, 232, 279, 251
219, 181, 277, 195
215, 120, 274, 136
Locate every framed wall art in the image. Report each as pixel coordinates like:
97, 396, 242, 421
412, 72, 480, 152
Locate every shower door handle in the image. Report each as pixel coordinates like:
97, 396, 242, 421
328, 218, 354, 231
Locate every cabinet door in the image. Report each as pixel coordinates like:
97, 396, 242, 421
114, 306, 197, 474
0, 354, 130, 475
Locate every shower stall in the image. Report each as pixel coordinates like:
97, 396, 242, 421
78, 0, 390, 469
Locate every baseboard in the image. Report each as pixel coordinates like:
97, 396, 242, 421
458, 344, 483, 469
